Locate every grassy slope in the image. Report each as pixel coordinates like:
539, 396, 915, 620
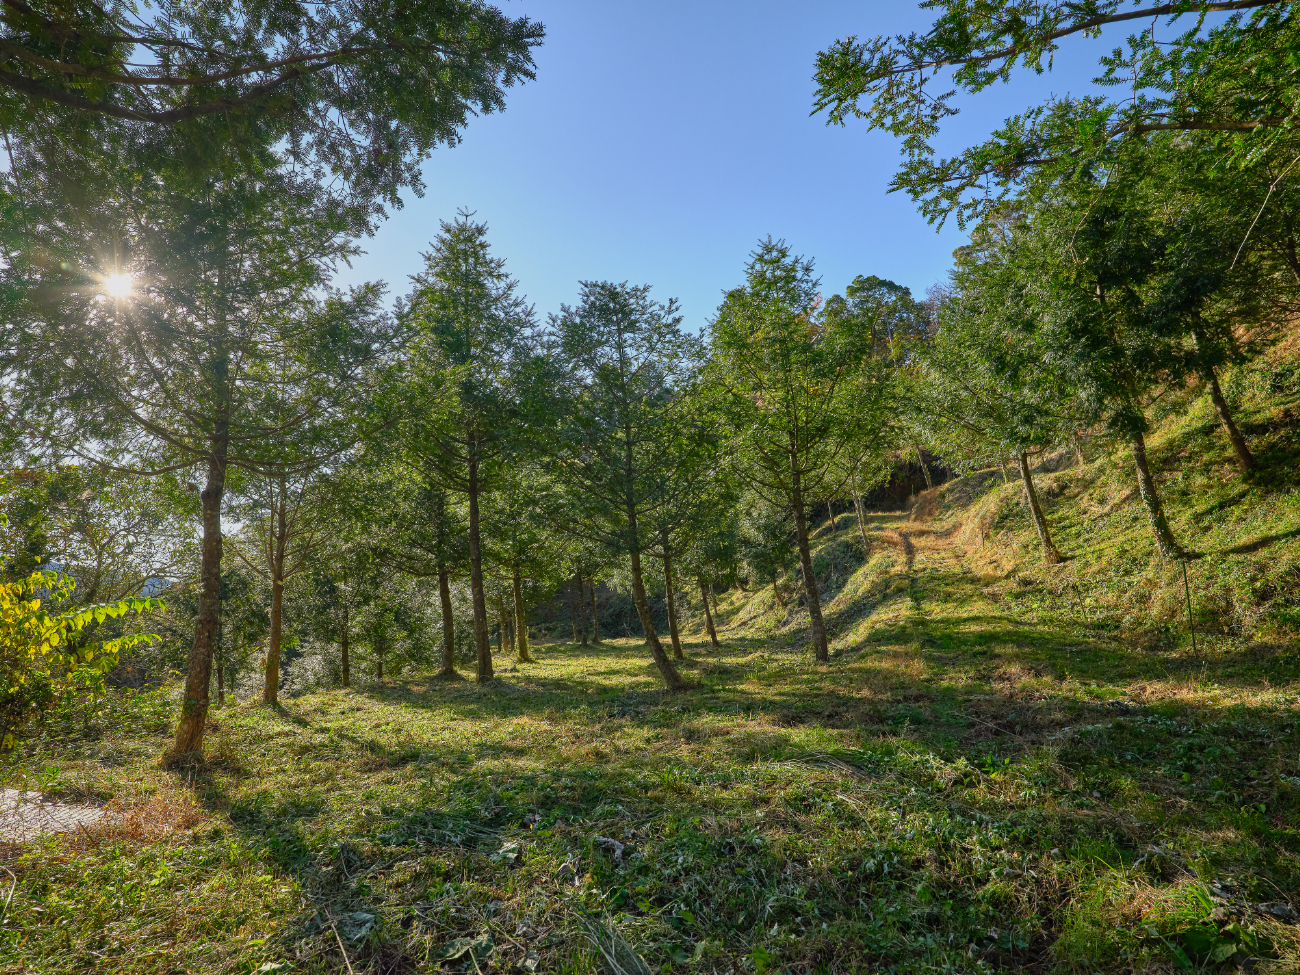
3, 346, 1299, 975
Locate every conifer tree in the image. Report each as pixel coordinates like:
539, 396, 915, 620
710, 240, 892, 662
401, 214, 538, 683
548, 281, 701, 691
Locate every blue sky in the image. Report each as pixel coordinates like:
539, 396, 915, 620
339, 1, 1121, 331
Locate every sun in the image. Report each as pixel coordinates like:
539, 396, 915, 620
103, 272, 134, 300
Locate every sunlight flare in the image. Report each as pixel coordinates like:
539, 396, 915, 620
103, 272, 134, 300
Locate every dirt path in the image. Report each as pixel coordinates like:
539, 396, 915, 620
0, 789, 107, 843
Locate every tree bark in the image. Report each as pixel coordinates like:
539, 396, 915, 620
262, 577, 284, 705
438, 571, 456, 677
629, 547, 688, 689
1016, 451, 1064, 565
663, 549, 683, 660
215, 606, 224, 707
790, 443, 830, 663
772, 577, 784, 608
171, 431, 227, 758
512, 567, 533, 662
915, 443, 933, 490
466, 444, 493, 682
1204, 366, 1255, 471
698, 574, 720, 648
852, 491, 871, 558
588, 578, 601, 643
1132, 430, 1184, 559
792, 496, 830, 663
340, 610, 350, 688
570, 573, 583, 644
496, 591, 507, 657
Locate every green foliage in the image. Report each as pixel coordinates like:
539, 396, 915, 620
0, 1, 544, 225
813, 1, 1300, 226
0, 561, 162, 756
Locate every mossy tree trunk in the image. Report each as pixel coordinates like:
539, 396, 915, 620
1016, 451, 1064, 565
1132, 431, 1185, 559
663, 548, 684, 660
790, 447, 830, 664
438, 571, 456, 677
1204, 366, 1255, 472
172, 426, 227, 757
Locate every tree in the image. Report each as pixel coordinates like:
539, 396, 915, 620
482, 465, 551, 664
401, 213, 539, 683
0, 140, 397, 757
548, 281, 701, 691
0, 465, 193, 600
1, 553, 163, 758
813, 1, 1297, 226
232, 473, 327, 706
917, 221, 1084, 564
1017, 154, 1193, 558
1, 1, 544, 224
737, 493, 796, 610
710, 240, 892, 663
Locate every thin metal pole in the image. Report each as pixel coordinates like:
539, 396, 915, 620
1181, 559, 1198, 655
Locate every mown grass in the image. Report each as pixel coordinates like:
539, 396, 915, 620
3, 347, 1299, 975
3, 592, 1298, 974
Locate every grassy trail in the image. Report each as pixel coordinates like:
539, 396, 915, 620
3, 503, 1299, 974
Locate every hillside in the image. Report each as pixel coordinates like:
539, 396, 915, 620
3, 343, 1299, 975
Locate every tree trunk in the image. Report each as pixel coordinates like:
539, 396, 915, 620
466, 445, 493, 682
1016, 451, 1064, 565
496, 591, 507, 657
588, 578, 601, 643
1132, 430, 1184, 559
772, 577, 784, 608
340, 611, 350, 688
512, 567, 533, 662
570, 573, 583, 644
629, 548, 688, 690
790, 443, 830, 663
262, 577, 284, 705
438, 571, 456, 677
915, 443, 933, 489
1204, 366, 1255, 471
852, 490, 871, 558
1073, 433, 1086, 467
793, 496, 830, 663
171, 434, 227, 758
699, 574, 720, 648
663, 549, 683, 660
215, 610, 224, 707
709, 587, 720, 621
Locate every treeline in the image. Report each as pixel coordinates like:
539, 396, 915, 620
4, 1, 1299, 761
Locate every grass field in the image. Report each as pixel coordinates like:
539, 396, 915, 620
3, 504, 1299, 973
4, 350, 1300, 974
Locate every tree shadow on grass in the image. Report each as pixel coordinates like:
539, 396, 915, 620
1216, 524, 1300, 555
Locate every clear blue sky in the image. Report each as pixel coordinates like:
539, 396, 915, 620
339, 1, 1117, 331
